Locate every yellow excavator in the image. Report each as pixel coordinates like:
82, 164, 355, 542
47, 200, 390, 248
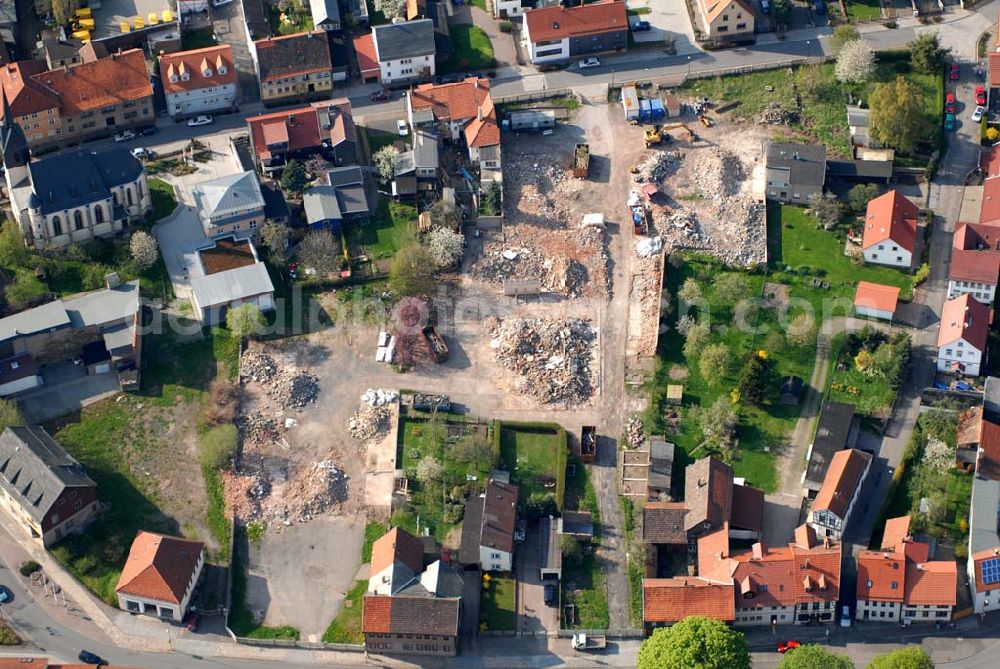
643, 123, 696, 148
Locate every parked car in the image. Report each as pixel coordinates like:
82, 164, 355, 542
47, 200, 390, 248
631, 20, 651, 31
950, 63, 961, 81
973, 105, 986, 123
777, 641, 801, 654
578, 57, 601, 69
113, 130, 135, 143
813, 0, 826, 14
0, 586, 9, 603
945, 92, 956, 113
187, 115, 213, 127
945, 113, 956, 130
370, 89, 391, 102
78, 650, 108, 666
935, 621, 956, 630
977, 85, 987, 106
760, 0, 771, 11
130, 147, 155, 160
396, 119, 409, 136
841, 604, 852, 628
543, 584, 557, 606
136, 125, 158, 137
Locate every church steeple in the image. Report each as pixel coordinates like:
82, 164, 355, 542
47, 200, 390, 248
0, 86, 30, 171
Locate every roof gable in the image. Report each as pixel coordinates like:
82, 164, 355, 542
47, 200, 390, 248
32, 49, 151, 115
524, 2, 628, 43
937, 293, 990, 351
255, 31, 332, 82
812, 449, 871, 518
115, 531, 204, 604
159, 45, 236, 95
0, 426, 95, 523
642, 578, 736, 622
854, 281, 900, 314
862, 190, 918, 251
372, 19, 435, 62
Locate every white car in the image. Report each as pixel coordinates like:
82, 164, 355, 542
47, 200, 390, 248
113, 130, 135, 143
396, 119, 409, 136
578, 57, 601, 69
973, 106, 986, 123
841, 605, 852, 628
131, 147, 155, 160
188, 115, 213, 127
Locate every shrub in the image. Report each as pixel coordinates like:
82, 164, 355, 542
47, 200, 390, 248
913, 262, 930, 286
0, 623, 21, 646
19, 561, 40, 576
498, 20, 512, 32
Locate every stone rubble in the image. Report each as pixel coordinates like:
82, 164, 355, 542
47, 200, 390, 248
632, 151, 682, 184
240, 350, 278, 383
756, 102, 799, 126
271, 372, 320, 408
348, 404, 392, 442
627, 417, 644, 449
487, 316, 596, 405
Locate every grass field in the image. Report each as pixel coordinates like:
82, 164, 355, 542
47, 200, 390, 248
562, 549, 609, 629
442, 25, 495, 73
498, 423, 567, 508
362, 522, 387, 562
322, 580, 367, 643
147, 178, 178, 223
844, 0, 882, 21
481, 573, 516, 631
344, 198, 416, 260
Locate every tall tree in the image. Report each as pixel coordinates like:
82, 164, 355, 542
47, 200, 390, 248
772, 0, 791, 27
297, 230, 342, 276
847, 183, 881, 214
699, 343, 732, 385
700, 397, 738, 452
682, 321, 710, 360
374, 145, 400, 182
678, 278, 703, 304
52, 0, 79, 27
0, 398, 25, 433
909, 33, 949, 74
713, 274, 750, 307
389, 240, 437, 297
636, 616, 750, 669
835, 40, 876, 84
738, 355, 773, 407
0, 220, 29, 269
778, 644, 854, 669
129, 231, 159, 270
867, 647, 933, 669
260, 222, 290, 264
808, 192, 842, 230
870, 76, 931, 154
281, 160, 308, 195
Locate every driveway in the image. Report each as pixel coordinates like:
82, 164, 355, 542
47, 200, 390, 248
515, 529, 559, 634
212, 0, 260, 104
17, 371, 121, 423
154, 205, 210, 300
626, 0, 699, 55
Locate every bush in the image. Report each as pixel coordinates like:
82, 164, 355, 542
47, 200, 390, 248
498, 20, 512, 32
913, 262, 930, 286
0, 623, 21, 646
19, 560, 40, 576
199, 424, 238, 469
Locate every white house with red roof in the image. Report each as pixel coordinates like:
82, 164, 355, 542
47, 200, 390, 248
853, 281, 900, 320
522, 2, 628, 65
115, 531, 204, 622
407, 78, 499, 167
158, 45, 238, 119
862, 190, 919, 268
949, 223, 1000, 304
937, 294, 990, 376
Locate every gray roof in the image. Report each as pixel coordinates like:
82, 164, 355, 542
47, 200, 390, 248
311, 0, 341, 26
303, 186, 342, 225
847, 105, 871, 128
190, 262, 274, 309
192, 171, 265, 223
0, 426, 95, 523
394, 150, 415, 177
0, 301, 71, 343
28, 147, 144, 216
806, 402, 856, 486
373, 19, 435, 62
102, 322, 136, 352
414, 130, 438, 169
337, 184, 369, 215
458, 495, 485, 565
987, 377, 1000, 422
62, 280, 140, 329
970, 474, 1000, 554
326, 165, 364, 188
826, 159, 893, 180
560, 510, 593, 537
766, 142, 827, 188
539, 516, 562, 571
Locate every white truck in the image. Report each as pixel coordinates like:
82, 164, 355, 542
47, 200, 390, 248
571, 633, 606, 651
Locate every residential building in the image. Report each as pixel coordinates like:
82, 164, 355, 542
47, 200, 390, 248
2, 116, 151, 249
803, 402, 858, 495
363, 527, 462, 656
192, 171, 266, 238
189, 237, 275, 325
949, 223, 1000, 303
698, 0, 755, 41
368, 20, 436, 85
115, 531, 205, 622
854, 281, 901, 320
957, 406, 984, 472
408, 77, 500, 165
0, 276, 142, 392
764, 142, 827, 204
936, 293, 990, 377
344, 0, 370, 25
393, 129, 439, 198
254, 31, 333, 105
539, 515, 562, 579
303, 166, 370, 230
642, 577, 736, 632
808, 448, 872, 540
826, 158, 894, 185
310, 0, 342, 31
862, 190, 919, 268
856, 515, 957, 622
246, 99, 357, 175
0, 426, 98, 547
685, 456, 763, 546
522, 2, 628, 65
647, 436, 674, 501
0, 61, 62, 148
458, 477, 519, 571
494, 0, 532, 18
159, 45, 238, 119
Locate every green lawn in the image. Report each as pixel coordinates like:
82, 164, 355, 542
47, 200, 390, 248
344, 198, 416, 260
628, 7, 652, 15
562, 549, 609, 629
480, 573, 516, 631
565, 455, 601, 542
844, 0, 881, 21
181, 28, 218, 51
322, 580, 367, 643
442, 25, 495, 73
147, 177, 178, 223
684, 54, 942, 159
362, 522, 387, 562
470, 0, 487, 9
498, 422, 567, 509
268, 6, 314, 35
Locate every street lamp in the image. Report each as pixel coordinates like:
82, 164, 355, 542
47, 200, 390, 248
687, 56, 692, 77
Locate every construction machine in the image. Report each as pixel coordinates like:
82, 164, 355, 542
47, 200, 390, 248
644, 123, 695, 147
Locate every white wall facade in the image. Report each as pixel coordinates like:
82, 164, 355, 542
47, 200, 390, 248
380, 55, 434, 85
809, 457, 868, 541
166, 82, 238, 118
857, 599, 901, 622
494, 0, 527, 18
855, 305, 894, 320
526, 37, 569, 64
902, 603, 953, 622
117, 551, 204, 622
863, 242, 912, 268
0, 373, 42, 397
947, 279, 997, 304
194, 291, 275, 325
969, 554, 1000, 614
937, 337, 983, 377
733, 604, 794, 626
480, 545, 512, 572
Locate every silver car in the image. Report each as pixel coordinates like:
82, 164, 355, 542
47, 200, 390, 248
973, 106, 986, 123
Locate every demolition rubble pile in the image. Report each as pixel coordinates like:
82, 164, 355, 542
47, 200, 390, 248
756, 102, 799, 125
633, 151, 681, 184
280, 460, 349, 521
348, 404, 392, 442
487, 316, 596, 405
626, 416, 644, 449
237, 412, 280, 448
240, 349, 319, 408
631, 253, 665, 357
362, 388, 399, 406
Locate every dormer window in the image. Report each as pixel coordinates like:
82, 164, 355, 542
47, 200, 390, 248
218, 66, 227, 75
170, 74, 178, 83
181, 72, 190, 81
203, 69, 212, 77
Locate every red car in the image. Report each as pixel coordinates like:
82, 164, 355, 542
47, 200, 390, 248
950, 63, 960, 81
946, 93, 956, 113
977, 85, 987, 106
778, 641, 802, 654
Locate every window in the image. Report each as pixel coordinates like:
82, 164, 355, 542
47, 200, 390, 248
52, 216, 62, 235
127, 188, 134, 206
878, 244, 885, 250
74, 210, 84, 230
126, 600, 140, 612
94, 206, 104, 223
890, 582, 898, 590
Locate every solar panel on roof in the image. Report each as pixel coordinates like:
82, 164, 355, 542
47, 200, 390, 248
982, 556, 1000, 585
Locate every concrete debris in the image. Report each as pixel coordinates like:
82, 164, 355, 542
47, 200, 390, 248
636, 236, 664, 257
240, 350, 278, 383
362, 388, 399, 406
271, 372, 320, 408
756, 102, 799, 126
633, 151, 681, 184
487, 316, 596, 405
627, 416, 644, 449
631, 253, 666, 357
349, 404, 391, 442
688, 147, 744, 200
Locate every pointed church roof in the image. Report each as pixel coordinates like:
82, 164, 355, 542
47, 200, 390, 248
0, 87, 29, 170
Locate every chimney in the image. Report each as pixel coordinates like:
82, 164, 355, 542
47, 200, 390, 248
751, 543, 763, 560
478, 106, 483, 122
105, 272, 121, 289
823, 536, 831, 549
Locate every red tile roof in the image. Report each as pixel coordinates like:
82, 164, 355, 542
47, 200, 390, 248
115, 531, 203, 604
642, 578, 736, 623
854, 281, 900, 314
370, 527, 424, 578
464, 95, 499, 149
410, 77, 491, 122
971, 547, 1000, 592
0, 61, 59, 118
361, 595, 393, 633
247, 106, 321, 159
481, 478, 519, 553
812, 449, 871, 520
159, 45, 236, 95
33, 49, 152, 115
725, 535, 841, 611
362, 594, 461, 636
904, 560, 957, 607
937, 293, 990, 351
978, 417, 1000, 480
696, 524, 735, 583
524, 1, 628, 43
957, 406, 984, 447
881, 515, 912, 552
730, 483, 763, 533
980, 177, 1000, 225
354, 34, 379, 76
989, 52, 1000, 88
982, 149, 1000, 179
254, 30, 331, 82
862, 190, 918, 252
955, 222, 1000, 251
857, 550, 906, 603
949, 249, 1000, 285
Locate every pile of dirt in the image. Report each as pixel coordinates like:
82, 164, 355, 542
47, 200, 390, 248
626, 416, 644, 449
487, 316, 597, 405
633, 151, 682, 184
756, 102, 799, 125
631, 254, 665, 356
348, 404, 391, 442
241, 349, 321, 407
688, 147, 745, 199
